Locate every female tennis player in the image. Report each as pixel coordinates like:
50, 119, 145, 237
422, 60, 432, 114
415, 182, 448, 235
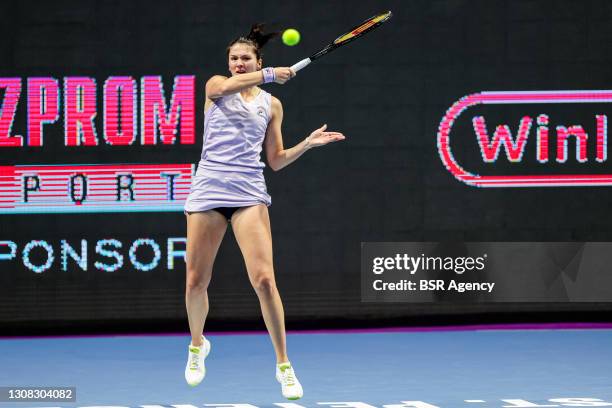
183, 24, 345, 400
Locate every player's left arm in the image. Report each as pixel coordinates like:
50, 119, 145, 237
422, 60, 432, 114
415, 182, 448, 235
264, 97, 345, 171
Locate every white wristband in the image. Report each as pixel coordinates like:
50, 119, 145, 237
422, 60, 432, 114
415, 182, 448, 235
262, 67, 276, 83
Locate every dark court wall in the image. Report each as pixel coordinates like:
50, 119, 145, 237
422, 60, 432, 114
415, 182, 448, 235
1, 0, 611, 333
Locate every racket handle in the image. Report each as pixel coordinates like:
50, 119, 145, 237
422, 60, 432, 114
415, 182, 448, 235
290, 58, 312, 72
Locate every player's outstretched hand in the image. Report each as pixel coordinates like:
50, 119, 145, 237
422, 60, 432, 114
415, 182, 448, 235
306, 124, 346, 149
274, 67, 296, 84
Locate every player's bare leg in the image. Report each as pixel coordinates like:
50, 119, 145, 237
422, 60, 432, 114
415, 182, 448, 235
232, 204, 303, 400
184, 210, 227, 386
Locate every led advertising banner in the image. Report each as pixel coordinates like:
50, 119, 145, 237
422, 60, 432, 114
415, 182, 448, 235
0, 76, 195, 213
0, 74, 197, 326
438, 91, 612, 187
0, 76, 195, 274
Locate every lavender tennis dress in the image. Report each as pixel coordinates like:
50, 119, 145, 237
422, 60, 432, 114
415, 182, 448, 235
184, 89, 273, 213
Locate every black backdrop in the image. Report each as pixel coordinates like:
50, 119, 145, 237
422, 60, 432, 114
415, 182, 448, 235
1, 0, 612, 334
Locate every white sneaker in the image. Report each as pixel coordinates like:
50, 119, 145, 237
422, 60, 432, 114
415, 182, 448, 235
275, 361, 303, 400
184, 336, 211, 386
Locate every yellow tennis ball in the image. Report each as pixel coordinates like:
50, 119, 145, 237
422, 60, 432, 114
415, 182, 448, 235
282, 28, 301, 46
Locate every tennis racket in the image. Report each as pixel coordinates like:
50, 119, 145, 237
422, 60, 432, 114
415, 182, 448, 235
290, 10, 393, 72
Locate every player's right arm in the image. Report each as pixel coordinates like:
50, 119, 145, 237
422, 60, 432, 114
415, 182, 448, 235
205, 69, 294, 100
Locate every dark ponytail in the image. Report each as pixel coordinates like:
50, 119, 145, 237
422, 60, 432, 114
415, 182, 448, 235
227, 23, 279, 60
247, 23, 278, 50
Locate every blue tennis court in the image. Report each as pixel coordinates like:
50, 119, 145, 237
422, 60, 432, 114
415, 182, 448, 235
1, 325, 611, 408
